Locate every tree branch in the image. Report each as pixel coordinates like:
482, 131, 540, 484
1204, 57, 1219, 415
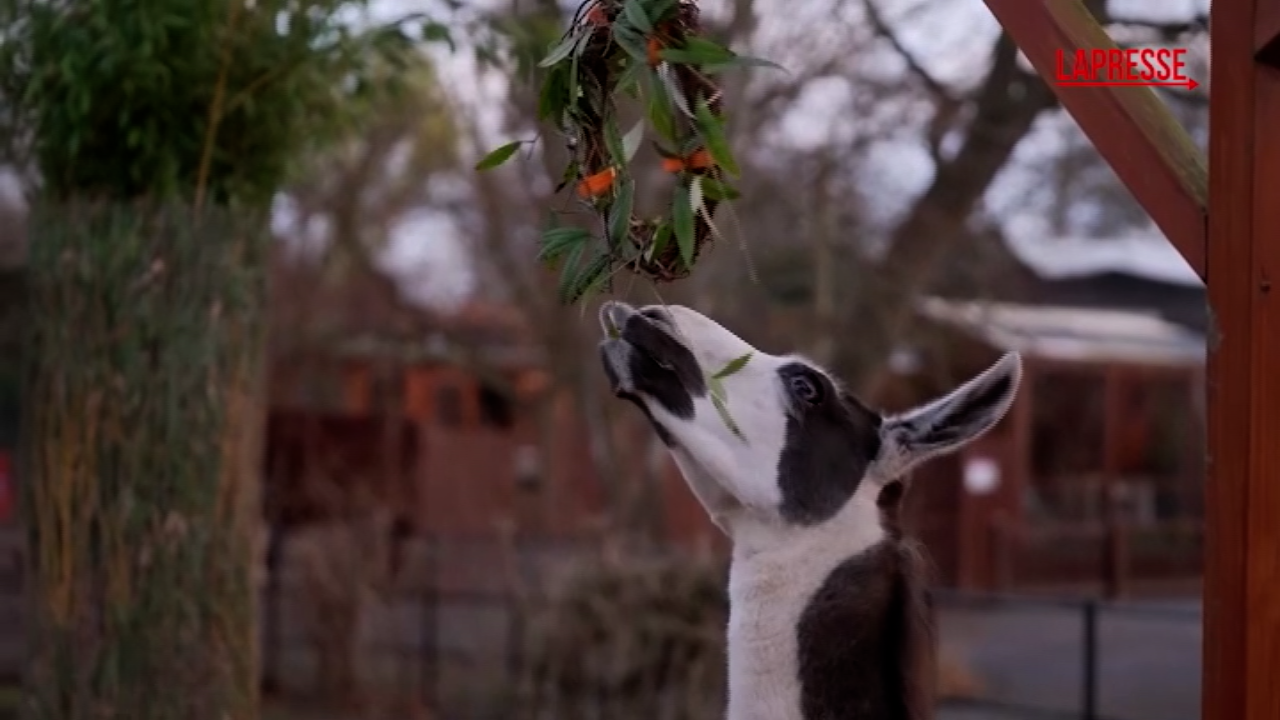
860, 0, 958, 104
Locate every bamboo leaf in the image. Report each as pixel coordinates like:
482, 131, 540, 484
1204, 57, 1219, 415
538, 227, 593, 263
647, 222, 672, 261
699, 176, 741, 201
616, 60, 644, 98
711, 392, 746, 440
538, 63, 571, 121
708, 375, 726, 402
612, 25, 649, 65
603, 117, 627, 166
645, 70, 677, 142
704, 55, 788, 74
623, 0, 653, 34
672, 183, 695, 268
540, 29, 583, 67
474, 141, 523, 171
608, 179, 635, 245
712, 352, 753, 379
557, 242, 587, 301
658, 63, 693, 118
621, 119, 645, 164
658, 37, 736, 66
566, 250, 614, 303
645, 0, 679, 22
689, 176, 704, 217
694, 100, 739, 176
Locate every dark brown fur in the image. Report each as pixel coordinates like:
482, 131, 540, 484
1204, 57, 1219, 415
794, 481, 936, 720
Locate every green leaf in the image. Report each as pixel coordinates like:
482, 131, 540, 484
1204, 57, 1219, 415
421, 21, 455, 51
538, 63, 571, 121
612, 25, 649, 65
621, 119, 645, 164
647, 222, 673, 261
704, 55, 788, 74
568, 31, 592, 113
623, 0, 653, 34
672, 183, 695, 268
712, 352, 754, 379
711, 392, 746, 440
694, 100, 740, 176
538, 227, 593, 263
658, 37, 736, 66
708, 375, 726, 402
557, 242, 588, 301
540, 29, 584, 68
554, 160, 580, 194
603, 117, 627, 166
689, 176, 704, 216
475, 141, 523, 171
608, 179, 635, 245
565, 250, 615, 303
700, 177, 741, 201
645, 0, 679, 22
645, 70, 677, 142
616, 60, 644, 98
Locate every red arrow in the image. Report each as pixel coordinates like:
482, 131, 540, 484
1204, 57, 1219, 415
1055, 78, 1200, 90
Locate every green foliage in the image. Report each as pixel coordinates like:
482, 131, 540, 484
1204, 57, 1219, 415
0, 0, 452, 207
475, 140, 525, 171
21, 201, 270, 720
707, 352, 752, 440
475, 0, 783, 304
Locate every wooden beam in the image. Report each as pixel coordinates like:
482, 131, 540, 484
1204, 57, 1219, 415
1255, 1, 1280, 67
979, 0, 1208, 279
1205, 0, 1280, 717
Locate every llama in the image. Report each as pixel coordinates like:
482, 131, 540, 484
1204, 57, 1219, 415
597, 301, 1021, 720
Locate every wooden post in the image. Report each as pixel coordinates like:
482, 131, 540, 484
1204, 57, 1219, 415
1203, 1, 1280, 718
969, 1, 1280, 718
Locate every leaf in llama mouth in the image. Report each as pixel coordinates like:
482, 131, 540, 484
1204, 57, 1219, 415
706, 352, 753, 441
604, 312, 621, 339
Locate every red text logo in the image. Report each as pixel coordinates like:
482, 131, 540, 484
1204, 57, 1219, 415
1055, 48, 1198, 90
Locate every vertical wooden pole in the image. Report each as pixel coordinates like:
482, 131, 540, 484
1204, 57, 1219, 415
1204, 1, 1280, 718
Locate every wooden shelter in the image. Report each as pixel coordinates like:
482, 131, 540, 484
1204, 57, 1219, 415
909, 297, 1205, 593
977, 1, 1278, 718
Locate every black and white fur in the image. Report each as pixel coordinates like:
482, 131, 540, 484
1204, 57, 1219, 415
597, 301, 1021, 720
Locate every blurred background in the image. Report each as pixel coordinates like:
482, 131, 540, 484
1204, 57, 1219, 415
0, 0, 1211, 718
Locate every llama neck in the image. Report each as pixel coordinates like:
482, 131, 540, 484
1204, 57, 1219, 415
724, 535, 930, 720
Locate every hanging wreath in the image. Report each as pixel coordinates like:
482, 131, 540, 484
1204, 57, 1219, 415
476, 0, 781, 303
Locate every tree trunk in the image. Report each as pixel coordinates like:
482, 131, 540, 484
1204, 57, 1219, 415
845, 34, 1058, 397
20, 201, 267, 720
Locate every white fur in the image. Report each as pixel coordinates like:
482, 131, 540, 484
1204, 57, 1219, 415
598, 302, 1021, 720
724, 478, 887, 720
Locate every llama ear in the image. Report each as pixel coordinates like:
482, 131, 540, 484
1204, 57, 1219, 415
879, 352, 1022, 476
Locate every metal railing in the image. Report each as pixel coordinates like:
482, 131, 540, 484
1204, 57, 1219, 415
930, 589, 1202, 720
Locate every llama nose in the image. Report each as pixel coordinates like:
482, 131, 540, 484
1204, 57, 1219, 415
599, 300, 637, 339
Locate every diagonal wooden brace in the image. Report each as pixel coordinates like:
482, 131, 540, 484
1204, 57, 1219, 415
1255, 2, 1280, 67
980, 0, 1207, 280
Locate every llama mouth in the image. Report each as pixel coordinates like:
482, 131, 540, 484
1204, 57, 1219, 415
598, 301, 640, 397
597, 302, 708, 417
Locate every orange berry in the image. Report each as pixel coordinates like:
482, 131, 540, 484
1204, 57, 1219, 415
577, 168, 617, 199
647, 37, 663, 66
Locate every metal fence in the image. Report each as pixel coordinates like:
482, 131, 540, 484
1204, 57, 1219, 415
932, 589, 1202, 720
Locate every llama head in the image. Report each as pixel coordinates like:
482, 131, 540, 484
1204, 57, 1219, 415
598, 300, 1021, 545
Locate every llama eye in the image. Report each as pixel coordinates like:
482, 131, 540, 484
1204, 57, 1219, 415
788, 374, 822, 404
